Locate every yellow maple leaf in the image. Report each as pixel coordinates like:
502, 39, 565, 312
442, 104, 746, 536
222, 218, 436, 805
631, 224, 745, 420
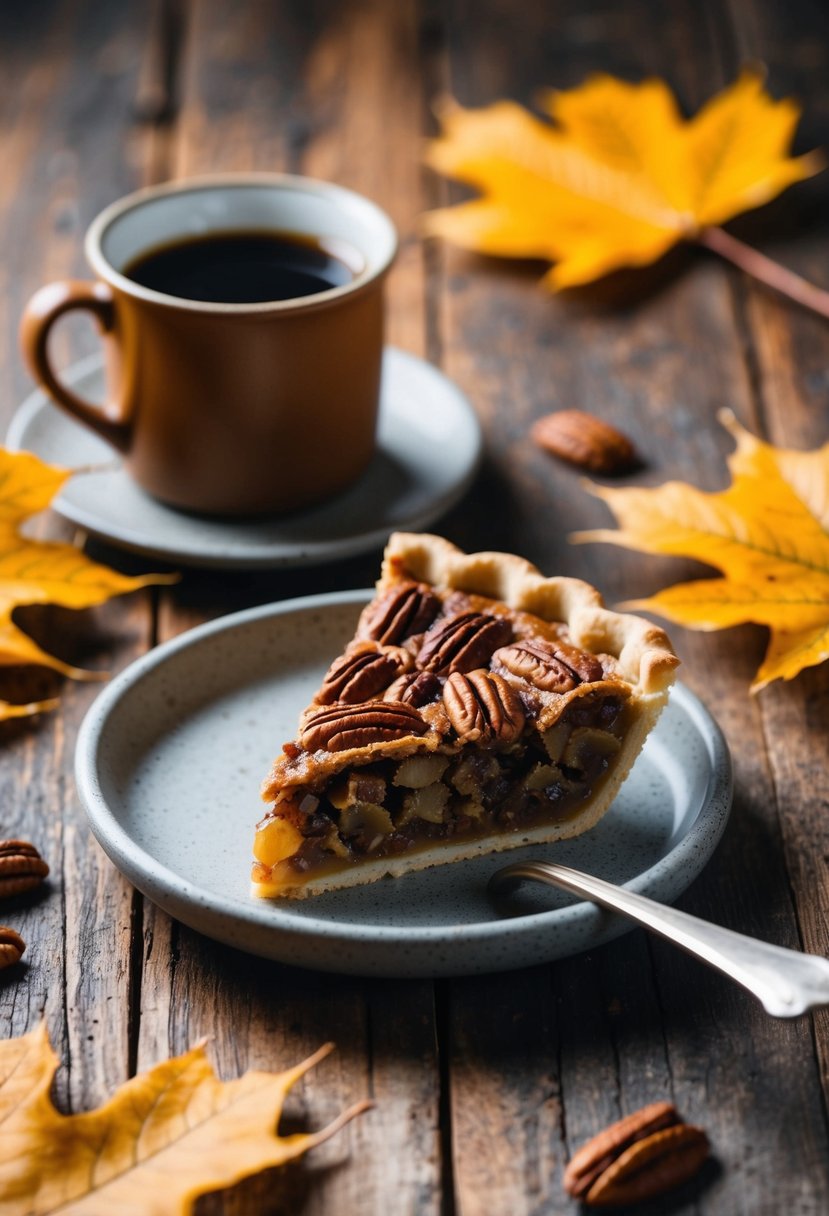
0, 1022, 369, 1215
0, 448, 174, 721
424, 71, 823, 289
573, 411, 829, 692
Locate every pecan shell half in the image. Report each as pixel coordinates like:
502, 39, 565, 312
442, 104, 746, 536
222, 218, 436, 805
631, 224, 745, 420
0, 840, 50, 899
418, 612, 512, 676
493, 639, 603, 692
0, 926, 25, 969
301, 701, 429, 752
358, 582, 442, 644
443, 670, 525, 745
317, 644, 411, 705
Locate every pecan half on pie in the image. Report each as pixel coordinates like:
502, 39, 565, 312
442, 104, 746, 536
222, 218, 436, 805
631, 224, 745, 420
252, 533, 679, 898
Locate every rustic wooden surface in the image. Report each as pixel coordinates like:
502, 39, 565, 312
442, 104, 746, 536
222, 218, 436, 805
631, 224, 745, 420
1, 1, 828, 1212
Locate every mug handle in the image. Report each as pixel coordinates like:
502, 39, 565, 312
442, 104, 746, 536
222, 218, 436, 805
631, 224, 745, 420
19, 280, 131, 454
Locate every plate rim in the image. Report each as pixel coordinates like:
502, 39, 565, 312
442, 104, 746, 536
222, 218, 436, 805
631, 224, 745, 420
7, 348, 483, 570
76, 589, 733, 956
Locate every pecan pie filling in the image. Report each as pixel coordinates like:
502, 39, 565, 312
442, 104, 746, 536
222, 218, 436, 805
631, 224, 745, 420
252, 538, 675, 899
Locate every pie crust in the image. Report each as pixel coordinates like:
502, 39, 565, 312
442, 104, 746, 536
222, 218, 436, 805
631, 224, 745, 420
252, 532, 679, 898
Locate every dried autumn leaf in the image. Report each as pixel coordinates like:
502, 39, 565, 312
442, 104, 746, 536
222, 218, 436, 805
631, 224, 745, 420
424, 70, 823, 289
573, 411, 829, 691
0, 1022, 369, 1215
0, 447, 174, 721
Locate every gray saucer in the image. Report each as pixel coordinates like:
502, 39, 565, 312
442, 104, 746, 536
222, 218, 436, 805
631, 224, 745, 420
75, 591, 733, 978
7, 348, 482, 569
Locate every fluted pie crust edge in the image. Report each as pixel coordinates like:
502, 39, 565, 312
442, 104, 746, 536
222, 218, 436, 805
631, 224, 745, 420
379, 533, 678, 697
252, 533, 679, 899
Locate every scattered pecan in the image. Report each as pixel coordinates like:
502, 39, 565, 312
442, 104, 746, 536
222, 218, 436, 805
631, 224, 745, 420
317, 644, 410, 705
0, 926, 25, 969
443, 670, 526, 745
531, 410, 637, 474
563, 1101, 709, 1207
358, 582, 442, 644
301, 701, 429, 752
418, 612, 512, 676
383, 670, 442, 708
0, 840, 50, 899
493, 639, 603, 692
590, 1124, 710, 1207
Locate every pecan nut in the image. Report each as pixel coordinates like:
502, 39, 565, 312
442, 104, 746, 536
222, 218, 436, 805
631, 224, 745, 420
358, 582, 442, 644
317, 644, 411, 705
531, 410, 637, 474
552, 638, 604, 684
563, 1102, 709, 1207
0, 840, 50, 899
493, 639, 603, 692
443, 670, 525, 745
418, 613, 512, 676
0, 926, 26, 969
301, 702, 429, 752
383, 670, 442, 708
588, 1124, 709, 1206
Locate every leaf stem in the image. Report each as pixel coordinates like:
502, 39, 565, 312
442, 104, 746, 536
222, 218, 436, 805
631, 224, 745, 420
699, 226, 829, 319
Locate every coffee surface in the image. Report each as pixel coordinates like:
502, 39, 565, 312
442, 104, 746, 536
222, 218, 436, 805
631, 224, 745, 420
124, 230, 359, 303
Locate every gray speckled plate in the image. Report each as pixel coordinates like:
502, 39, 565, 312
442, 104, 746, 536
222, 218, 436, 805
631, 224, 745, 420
75, 591, 732, 977
7, 348, 481, 570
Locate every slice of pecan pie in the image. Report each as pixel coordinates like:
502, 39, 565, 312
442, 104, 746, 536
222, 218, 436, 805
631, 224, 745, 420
252, 533, 679, 898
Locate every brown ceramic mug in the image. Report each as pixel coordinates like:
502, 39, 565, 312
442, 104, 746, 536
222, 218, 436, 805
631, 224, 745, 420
20, 175, 398, 516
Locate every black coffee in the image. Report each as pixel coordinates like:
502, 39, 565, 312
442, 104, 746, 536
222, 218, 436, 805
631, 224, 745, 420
123, 230, 361, 303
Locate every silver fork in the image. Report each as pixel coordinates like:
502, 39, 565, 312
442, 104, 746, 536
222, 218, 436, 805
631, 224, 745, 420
488, 861, 829, 1018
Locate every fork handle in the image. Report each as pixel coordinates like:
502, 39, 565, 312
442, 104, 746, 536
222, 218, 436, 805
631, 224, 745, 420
490, 861, 829, 1018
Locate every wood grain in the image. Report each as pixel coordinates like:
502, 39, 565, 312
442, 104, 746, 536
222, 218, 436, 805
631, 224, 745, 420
434, 1, 829, 1211
0, 0, 159, 1118
141, 4, 444, 1215
723, 0, 829, 1142
0, 1, 827, 1213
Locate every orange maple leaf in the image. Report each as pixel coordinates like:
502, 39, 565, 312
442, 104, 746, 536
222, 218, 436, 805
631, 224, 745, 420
424, 71, 823, 290
0, 448, 175, 721
573, 412, 829, 692
0, 1023, 369, 1215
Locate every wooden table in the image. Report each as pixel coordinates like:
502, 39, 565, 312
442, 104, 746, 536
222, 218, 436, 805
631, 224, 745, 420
2, 2, 829, 1212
